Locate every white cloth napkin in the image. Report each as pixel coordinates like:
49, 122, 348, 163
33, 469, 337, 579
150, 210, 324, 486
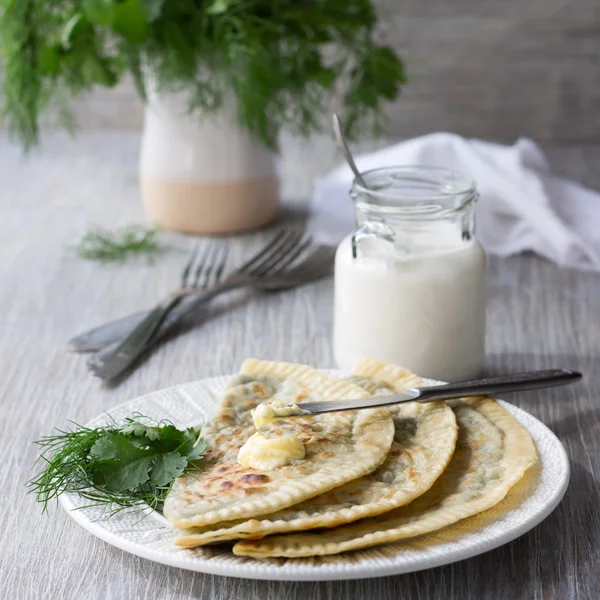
307, 133, 600, 271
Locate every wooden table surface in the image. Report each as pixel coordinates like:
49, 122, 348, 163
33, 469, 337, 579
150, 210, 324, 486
1, 132, 599, 599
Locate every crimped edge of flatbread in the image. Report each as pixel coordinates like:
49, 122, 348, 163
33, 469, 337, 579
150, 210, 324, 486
352, 357, 419, 388
239, 359, 367, 401
232, 395, 538, 558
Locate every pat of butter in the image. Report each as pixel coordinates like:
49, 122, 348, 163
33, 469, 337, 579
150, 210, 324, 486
237, 432, 305, 471
251, 400, 304, 430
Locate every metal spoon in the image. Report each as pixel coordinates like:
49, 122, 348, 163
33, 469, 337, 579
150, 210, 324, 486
332, 114, 368, 188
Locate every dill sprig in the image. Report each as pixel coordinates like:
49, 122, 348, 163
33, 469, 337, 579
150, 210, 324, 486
74, 225, 161, 262
29, 414, 206, 516
0, 0, 406, 151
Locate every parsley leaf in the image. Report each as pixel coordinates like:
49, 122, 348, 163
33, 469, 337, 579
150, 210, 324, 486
121, 421, 162, 441
151, 452, 189, 486
187, 437, 208, 462
91, 433, 156, 490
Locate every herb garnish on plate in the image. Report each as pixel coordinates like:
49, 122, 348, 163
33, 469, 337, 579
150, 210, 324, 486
30, 414, 206, 515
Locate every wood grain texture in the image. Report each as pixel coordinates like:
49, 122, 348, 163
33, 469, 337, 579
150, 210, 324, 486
50, 0, 600, 143
1, 131, 599, 599
377, 0, 600, 143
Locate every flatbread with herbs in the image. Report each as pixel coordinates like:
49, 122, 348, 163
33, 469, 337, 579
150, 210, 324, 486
233, 392, 538, 558
164, 360, 394, 529
175, 359, 457, 547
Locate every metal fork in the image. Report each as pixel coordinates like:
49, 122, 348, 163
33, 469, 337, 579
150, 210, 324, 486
258, 246, 336, 291
86, 239, 228, 377
181, 241, 229, 292
73, 244, 334, 354
89, 230, 309, 380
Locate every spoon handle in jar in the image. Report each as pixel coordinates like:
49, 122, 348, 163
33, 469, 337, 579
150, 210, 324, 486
332, 114, 368, 188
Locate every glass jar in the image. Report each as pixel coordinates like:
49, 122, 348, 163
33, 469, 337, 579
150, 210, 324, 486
333, 166, 486, 382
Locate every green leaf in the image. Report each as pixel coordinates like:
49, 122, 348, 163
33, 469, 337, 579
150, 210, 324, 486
38, 46, 61, 76
169, 427, 200, 456
83, 0, 115, 27
314, 66, 336, 88
150, 452, 188, 486
99, 457, 153, 490
124, 43, 147, 100
91, 432, 146, 461
91, 433, 154, 490
112, 0, 149, 44
122, 421, 162, 441
155, 424, 187, 450
61, 14, 88, 50
206, 0, 237, 15
186, 436, 207, 462
142, 0, 165, 21
90, 438, 120, 462
88, 54, 117, 87
82, 54, 118, 87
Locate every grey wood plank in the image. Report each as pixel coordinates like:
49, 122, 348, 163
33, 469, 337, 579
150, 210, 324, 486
1, 131, 598, 599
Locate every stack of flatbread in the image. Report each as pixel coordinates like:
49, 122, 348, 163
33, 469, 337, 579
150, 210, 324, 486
163, 358, 538, 559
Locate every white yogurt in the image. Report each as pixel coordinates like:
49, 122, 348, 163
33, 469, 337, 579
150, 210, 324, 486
333, 233, 486, 382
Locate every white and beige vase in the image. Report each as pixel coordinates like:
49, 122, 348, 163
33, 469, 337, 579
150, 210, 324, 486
139, 89, 280, 234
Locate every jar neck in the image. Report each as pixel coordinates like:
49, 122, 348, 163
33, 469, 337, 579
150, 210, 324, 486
349, 166, 478, 257
354, 202, 476, 254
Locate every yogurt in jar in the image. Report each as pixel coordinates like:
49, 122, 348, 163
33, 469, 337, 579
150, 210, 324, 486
333, 166, 487, 382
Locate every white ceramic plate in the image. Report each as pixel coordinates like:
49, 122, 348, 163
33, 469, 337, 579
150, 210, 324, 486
59, 374, 569, 581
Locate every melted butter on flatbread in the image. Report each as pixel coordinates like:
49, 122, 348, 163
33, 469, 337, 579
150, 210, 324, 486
238, 431, 305, 470
250, 401, 306, 429
238, 396, 309, 470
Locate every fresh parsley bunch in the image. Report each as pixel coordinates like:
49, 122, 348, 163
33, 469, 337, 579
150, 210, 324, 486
0, 0, 406, 150
30, 414, 206, 515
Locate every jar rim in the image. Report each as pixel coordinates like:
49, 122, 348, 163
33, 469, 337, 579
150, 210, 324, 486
352, 165, 477, 216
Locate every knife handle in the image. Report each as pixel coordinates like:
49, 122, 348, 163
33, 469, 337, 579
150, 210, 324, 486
418, 369, 582, 402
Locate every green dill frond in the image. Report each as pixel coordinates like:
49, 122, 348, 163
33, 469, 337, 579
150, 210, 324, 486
73, 225, 161, 262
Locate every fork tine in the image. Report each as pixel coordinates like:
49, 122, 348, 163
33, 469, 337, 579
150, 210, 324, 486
258, 236, 313, 277
180, 243, 199, 287
247, 231, 304, 277
195, 242, 221, 289
191, 242, 215, 288
236, 230, 287, 273
213, 245, 229, 285
259, 250, 334, 292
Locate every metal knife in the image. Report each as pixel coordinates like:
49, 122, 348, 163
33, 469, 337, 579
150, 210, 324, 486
295, 369, 582, 415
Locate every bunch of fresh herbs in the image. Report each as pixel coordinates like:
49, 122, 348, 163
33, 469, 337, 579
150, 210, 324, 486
29, 414, 206, 515
0, 0, 406, 150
